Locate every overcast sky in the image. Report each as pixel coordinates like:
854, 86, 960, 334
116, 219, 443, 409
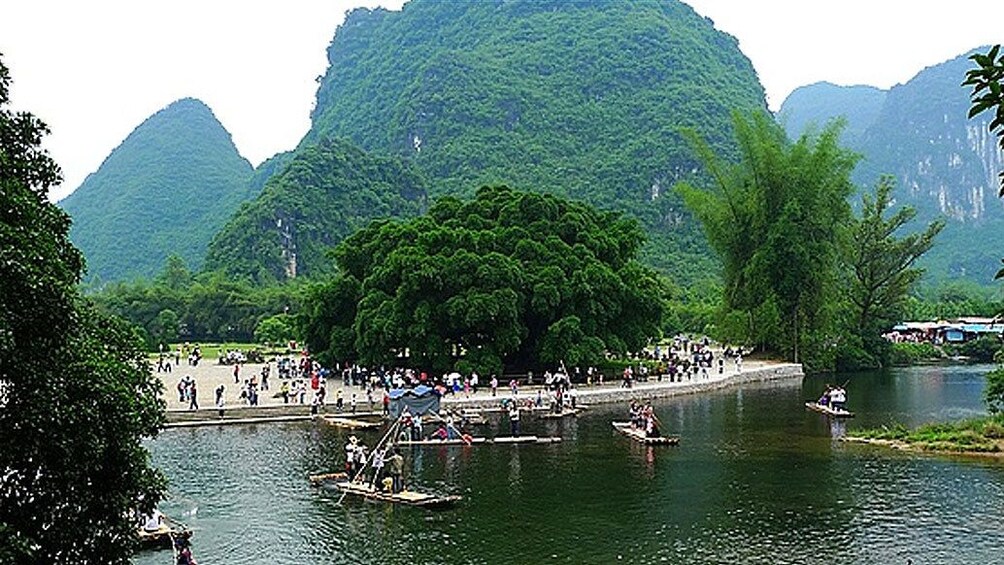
1, 0, 1001, 201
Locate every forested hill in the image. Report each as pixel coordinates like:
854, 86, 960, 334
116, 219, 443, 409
223, 0, 767, 283
203, 138, 427, 283
59, 98, 255, 283
778, 49, 1004, 284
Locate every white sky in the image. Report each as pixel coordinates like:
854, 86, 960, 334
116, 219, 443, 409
1, 0, 1001, 202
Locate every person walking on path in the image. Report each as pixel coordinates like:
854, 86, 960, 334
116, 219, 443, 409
215, 385, 225, 417
188, 380, 199, 410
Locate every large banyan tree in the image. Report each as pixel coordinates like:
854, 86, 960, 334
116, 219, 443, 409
301, 185, 665, 374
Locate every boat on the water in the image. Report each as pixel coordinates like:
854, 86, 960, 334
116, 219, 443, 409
611, 422, 680, 445
308, 471, 350, 487
804, 401, 854, 418
396, 437, 487, 446
136, 518, 190, 550
395, 435, 561, 446
332, 479, 462, 508
538, 408, 580, 420
322, 416, 382, 429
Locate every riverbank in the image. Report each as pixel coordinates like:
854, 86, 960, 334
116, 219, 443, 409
844, 416, 1004, 457
159, 360, 803, 426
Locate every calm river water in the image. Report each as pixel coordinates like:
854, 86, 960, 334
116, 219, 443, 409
136, 364, 1004, 564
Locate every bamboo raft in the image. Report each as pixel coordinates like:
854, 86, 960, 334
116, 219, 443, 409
396, 437, 488, 446
308, 471, 350, 487
396, 435, 561, 446
804, 401, 855, 418
493, 435, 562, 444
538, 408, 580, 420
332, 480, 462, 508
136, 520, 190, 550
322, 416, 383, 429
611, 422, 680, 445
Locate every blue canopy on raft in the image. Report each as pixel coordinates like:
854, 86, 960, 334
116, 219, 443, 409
388, 385, 441, 418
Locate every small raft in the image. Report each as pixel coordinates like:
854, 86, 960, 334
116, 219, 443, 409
611, 422, 680, 445
493, 435, 562, 444
397, 437, 488, 446
308, 471, 349, 487
333, 480, 461, 508
539, 409, 580, 420
396, 435, 560, 446
322, 416, 382, 429
137, 522, 189, 550
805, 402, 855, 418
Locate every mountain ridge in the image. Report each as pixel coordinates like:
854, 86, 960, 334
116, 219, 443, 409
60, 97, 257, 283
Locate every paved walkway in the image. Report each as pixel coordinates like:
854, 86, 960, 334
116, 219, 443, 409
157, 357, 803, 418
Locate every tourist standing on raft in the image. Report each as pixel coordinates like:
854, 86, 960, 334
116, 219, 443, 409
509, 402, 521, 436
387, 448, 405, 493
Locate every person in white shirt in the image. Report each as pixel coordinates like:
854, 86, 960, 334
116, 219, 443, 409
142, 508, 164, 532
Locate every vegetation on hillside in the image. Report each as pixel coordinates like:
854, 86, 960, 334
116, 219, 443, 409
301, 186, 666, 375
59, 98, 255, 283
781, 49, 1004, 285
218, 0, 767, 285
0, 57, 165, 563
203, 138, 427, 283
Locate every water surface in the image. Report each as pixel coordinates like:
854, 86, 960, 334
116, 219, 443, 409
136, 364, 1004, 564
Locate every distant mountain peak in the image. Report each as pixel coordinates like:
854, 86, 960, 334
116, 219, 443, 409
59, 98, 256, 283
779, 47, 1004, 284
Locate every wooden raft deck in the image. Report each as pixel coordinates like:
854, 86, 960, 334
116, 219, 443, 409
322, 416, 383, 429
396, 435, 561, 446
332, 480, 461, 508
538, 409, 580, 420
611, 422, 680, 445
804, 402, 855, 418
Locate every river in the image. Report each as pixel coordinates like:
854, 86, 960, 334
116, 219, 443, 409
136, 364, 1004, 564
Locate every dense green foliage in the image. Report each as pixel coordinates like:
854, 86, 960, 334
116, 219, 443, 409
0, 57, 165, 563
303, 186, 665, 374
677, 112, 857, 370
254, 313, 298, 346
92, 257, 307, 349
888, 342, 944, 366
844, 176, 944, 367
204, 138, 427, 283
780, 50, 1004, 285
219, 0, 767, 285
904, 280, 1004, 320
964, 44, 1004, 197
60, 98, 256, 283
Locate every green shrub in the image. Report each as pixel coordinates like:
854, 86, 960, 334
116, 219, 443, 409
888, 342, 943, 366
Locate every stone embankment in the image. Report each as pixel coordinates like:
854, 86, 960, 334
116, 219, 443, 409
160, 361, 803, 427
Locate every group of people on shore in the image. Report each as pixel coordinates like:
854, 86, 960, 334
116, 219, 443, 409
175, 375, 198, 410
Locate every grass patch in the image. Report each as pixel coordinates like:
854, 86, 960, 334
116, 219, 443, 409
148, 342, 290, 361
850, 416, 1004, 453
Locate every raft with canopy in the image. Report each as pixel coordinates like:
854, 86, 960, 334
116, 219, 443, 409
388, 385, 441, 419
